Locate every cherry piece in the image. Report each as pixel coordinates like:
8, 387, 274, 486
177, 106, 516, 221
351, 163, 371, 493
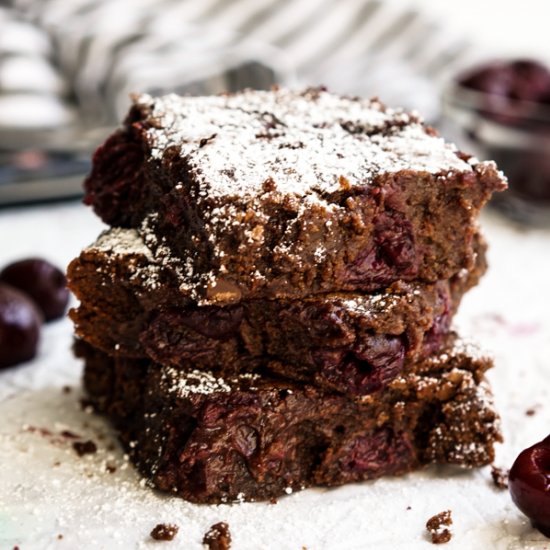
0, 258, 69, 321
509, 435, 550, 537
83, 128, 145, 227
0, 283, 42, 369
460, 59, 550, 104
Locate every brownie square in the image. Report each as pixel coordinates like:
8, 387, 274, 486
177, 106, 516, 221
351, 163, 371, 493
83, 87, 506, 304
79, 335, 501, 504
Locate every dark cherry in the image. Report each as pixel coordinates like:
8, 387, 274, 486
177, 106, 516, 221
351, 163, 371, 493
0, 258, 69, 321
460, 59, 550, 104
345, 212, 417, 286
509, 435, 550, 537
0, 283, 42, 369
314, 334, 406, 395
339, 428, 414, 476
178, 305, 244, 340
422, 290, 452, 356
83, 128, 145, 227
142, 306, 243, 365
459, 59, 550, 128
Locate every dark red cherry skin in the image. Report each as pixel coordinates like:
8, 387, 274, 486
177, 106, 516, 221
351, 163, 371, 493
0, 258, 69, 321
0, 283, 42, 369
509, 435, 550, 537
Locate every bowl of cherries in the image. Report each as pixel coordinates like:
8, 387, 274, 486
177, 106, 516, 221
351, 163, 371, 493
0, 258, 69, 369
443, 59, 550, 226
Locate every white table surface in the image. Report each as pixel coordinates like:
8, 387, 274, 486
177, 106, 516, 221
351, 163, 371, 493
0, 201, 550, 550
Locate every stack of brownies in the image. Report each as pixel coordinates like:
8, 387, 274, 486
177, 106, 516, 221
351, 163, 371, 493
68, 87, 507, 504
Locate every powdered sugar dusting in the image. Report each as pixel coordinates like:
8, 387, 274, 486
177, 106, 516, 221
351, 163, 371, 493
134, 88, 472, 199
91, 228, 154, 261
162, 367, 231, 397
338, 292, 403, 317
431, 336, 488, 367
86, 227, 162, 292
160, 366, 261, 398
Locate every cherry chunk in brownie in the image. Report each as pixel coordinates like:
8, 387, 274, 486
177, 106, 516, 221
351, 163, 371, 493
80, 336, 502, 504
84, 87, 506, 304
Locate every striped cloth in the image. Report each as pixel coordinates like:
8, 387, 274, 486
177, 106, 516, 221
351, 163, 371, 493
1, 0, 478, 135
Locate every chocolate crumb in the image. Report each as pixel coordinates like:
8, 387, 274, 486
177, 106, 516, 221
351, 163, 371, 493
526, 408, 536, 416
406, 506, 412, 510
105, 463, 117, 474
199, 133, 217, 148
72, 440, 97, 456
426, 510, 452, 544
62, 385, 72, 394
150, 523, 179, 541
203, 522, 231, 550
60, 430, 79, 439
491, 466, 509, 489
57, 534, 63, 540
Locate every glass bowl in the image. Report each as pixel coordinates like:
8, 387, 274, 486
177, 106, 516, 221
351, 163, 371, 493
442, 73, 550, 226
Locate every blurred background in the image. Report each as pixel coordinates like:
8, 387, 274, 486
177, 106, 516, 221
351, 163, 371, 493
1, 0, 549, 224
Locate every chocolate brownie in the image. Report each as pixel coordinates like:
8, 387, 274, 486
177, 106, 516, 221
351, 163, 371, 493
68, 228, 486, 396
83, 87, 506, 304
78, 336, 501, 504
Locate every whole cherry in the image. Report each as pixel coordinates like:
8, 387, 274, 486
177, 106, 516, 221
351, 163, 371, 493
509, 435, 550, 537
0, 258, 69, 321
0, 283, 42, 369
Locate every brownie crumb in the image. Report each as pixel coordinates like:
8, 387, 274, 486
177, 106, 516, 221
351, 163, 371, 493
203, 522, 231, 550
150, 523, 179, 541
57, 534, 63, 540
199, 133, 217, 148
60, 430, 79, 439
72, 440, 97, 456
62, 385, 72, 394
105, 463, 117, 474
526, 408, 536, 416
426, 510, 452, 544
491, 466, 509, 489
